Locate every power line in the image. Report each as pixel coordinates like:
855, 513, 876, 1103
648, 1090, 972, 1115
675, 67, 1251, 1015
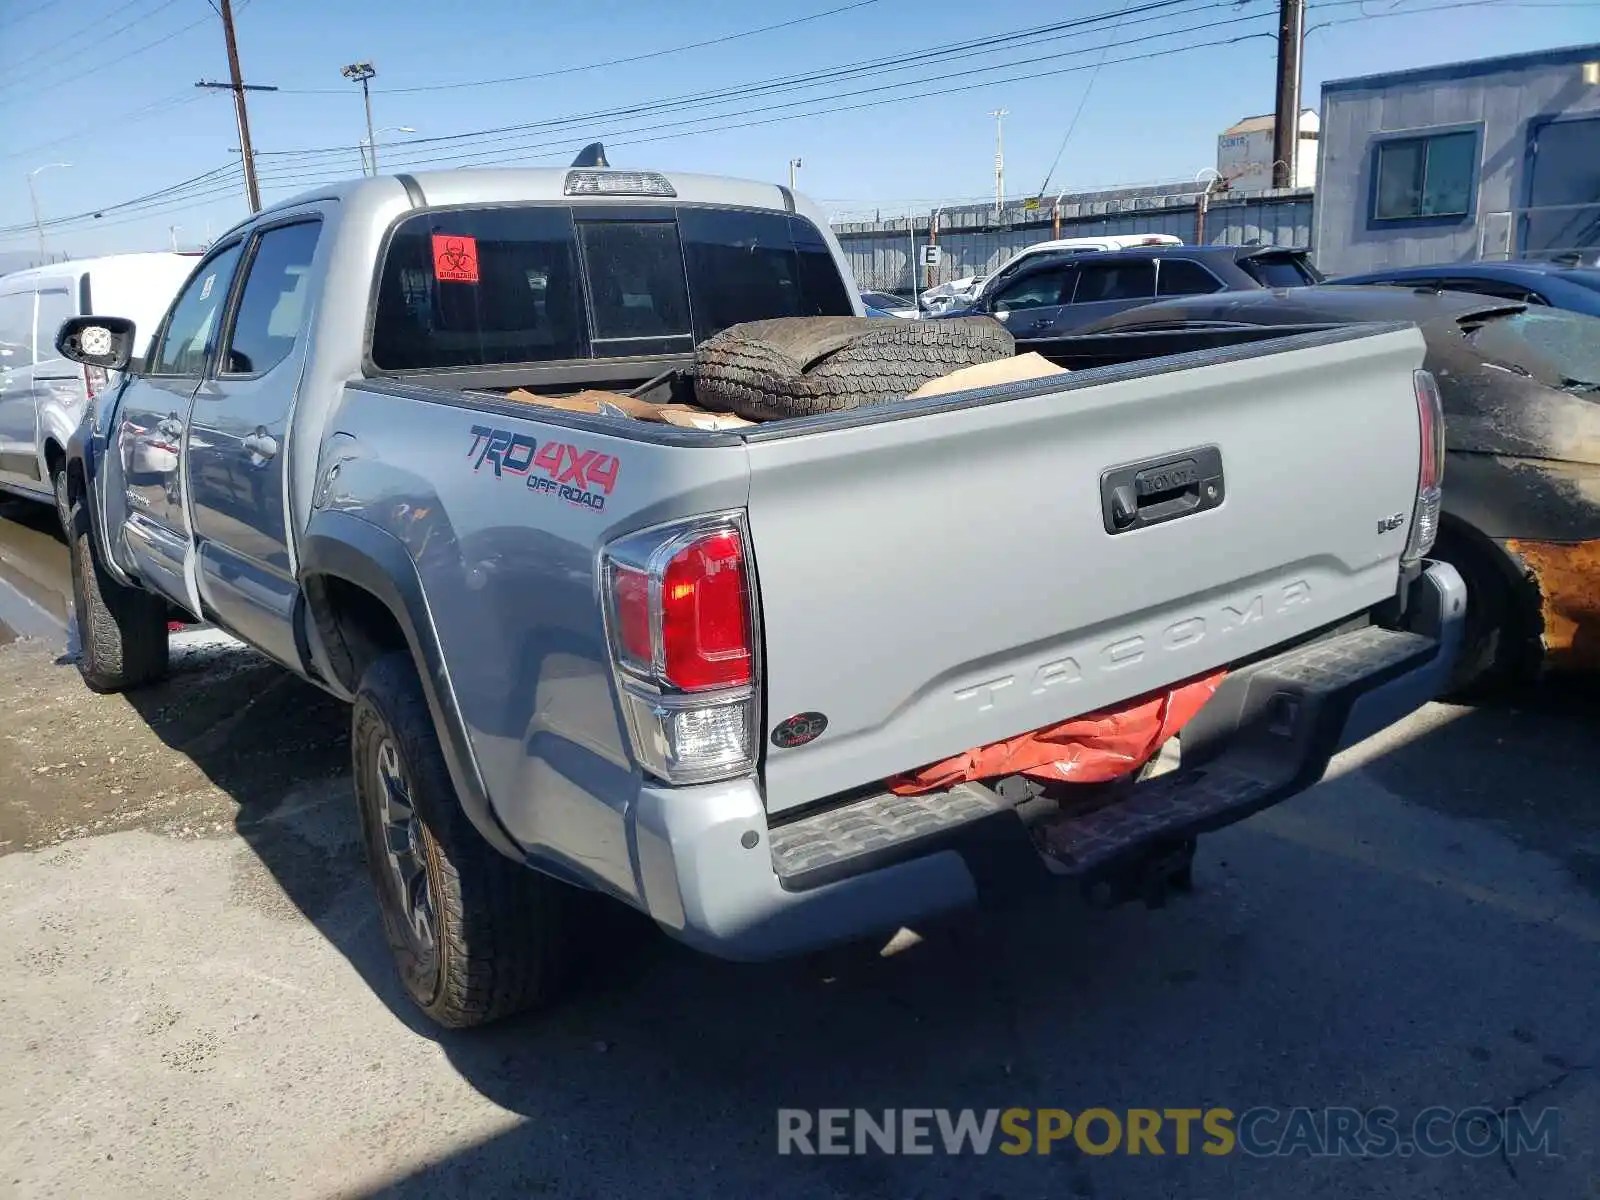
0, 163, 239, 237
0, 4, 217, 103
6, 0, 1565, 242
2, 0, 183, 81
244, 20, 1277, 188
1036, 3, 1138, 198
324, 9, 1271, 173
0, 0, 67, 26
0, 89, 201, 163
251, 0, 1223, 165
270, 0, 893, 96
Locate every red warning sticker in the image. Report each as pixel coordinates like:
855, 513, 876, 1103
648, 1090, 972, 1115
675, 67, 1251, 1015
432, 233, 479, 283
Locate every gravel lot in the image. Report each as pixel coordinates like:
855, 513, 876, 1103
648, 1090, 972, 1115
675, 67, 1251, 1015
0, 504, 1596, 1199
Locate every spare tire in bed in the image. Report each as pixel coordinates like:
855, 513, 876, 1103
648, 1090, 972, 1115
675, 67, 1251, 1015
694, 316, 1015, 421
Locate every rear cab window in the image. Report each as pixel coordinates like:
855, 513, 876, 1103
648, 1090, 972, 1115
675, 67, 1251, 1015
369, 204, 852, 372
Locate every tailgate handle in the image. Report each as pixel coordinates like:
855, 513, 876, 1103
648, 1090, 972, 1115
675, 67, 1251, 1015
1101, 446, 1224, 534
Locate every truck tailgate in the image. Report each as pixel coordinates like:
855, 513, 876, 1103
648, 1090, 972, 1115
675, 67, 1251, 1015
744, 326, 1427, 814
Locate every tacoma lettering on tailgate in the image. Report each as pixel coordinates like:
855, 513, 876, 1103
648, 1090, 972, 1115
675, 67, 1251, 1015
467, 425, 620, 512
953, 582, 1311, 712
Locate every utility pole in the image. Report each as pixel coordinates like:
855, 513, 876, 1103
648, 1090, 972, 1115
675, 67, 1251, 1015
989, 109, 1009, 220
342, 62, 379, 175
788, 157, 802, 191
194, 0, 270, 212
1272, 0, 1306, 190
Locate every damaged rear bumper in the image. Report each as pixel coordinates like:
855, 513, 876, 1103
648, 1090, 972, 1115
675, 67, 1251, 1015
627, 562, 1466, 961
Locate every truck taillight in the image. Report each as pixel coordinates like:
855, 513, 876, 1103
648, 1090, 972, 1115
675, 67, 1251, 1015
83, 364, 109, 400
1404, 369, 1446, 565
602, 515, 760, 785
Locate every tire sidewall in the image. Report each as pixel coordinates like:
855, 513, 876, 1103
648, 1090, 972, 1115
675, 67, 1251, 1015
60, 471, 108, 685
352, 674, 446, 1011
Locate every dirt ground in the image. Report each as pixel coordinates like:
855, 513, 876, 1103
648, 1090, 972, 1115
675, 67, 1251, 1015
0, 630, 352, 855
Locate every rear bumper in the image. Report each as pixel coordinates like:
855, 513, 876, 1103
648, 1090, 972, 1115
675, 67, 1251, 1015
627, 561, 1466, 961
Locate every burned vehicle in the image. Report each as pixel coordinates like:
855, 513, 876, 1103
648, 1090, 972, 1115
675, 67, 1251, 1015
1072, 286, 1600, 691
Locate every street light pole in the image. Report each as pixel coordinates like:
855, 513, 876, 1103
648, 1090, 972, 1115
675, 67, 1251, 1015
26, 162, 71, 261
362, 125, 415, 176
989, 109, 1009, 220
342, 62, 379, 175
788, 157, 802, 191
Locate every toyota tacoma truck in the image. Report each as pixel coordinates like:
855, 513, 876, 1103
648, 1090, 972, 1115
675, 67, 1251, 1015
56, 166, 1464, 1028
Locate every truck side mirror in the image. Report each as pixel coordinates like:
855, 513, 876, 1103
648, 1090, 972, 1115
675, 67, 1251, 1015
56, 316, 136, 372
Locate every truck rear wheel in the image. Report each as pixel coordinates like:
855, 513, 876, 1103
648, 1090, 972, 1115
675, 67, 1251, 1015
694, 315, 1015, 420
352, 652, 571, 1028
60, 471, 170, 693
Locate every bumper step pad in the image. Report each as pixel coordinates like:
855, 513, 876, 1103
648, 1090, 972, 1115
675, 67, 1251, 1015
768, 624, 1440, 891
769, 783, 1007, 886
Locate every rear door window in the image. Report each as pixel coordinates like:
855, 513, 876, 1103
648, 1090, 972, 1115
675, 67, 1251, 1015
223, 220, 322, 376
1156, 259, 1225, 296
1072, 260, 1156, 304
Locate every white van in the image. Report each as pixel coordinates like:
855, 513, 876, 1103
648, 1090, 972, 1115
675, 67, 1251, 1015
0, 252, 198, 506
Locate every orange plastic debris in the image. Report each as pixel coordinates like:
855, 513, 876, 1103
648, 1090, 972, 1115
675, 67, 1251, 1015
886, 669, 1228, 796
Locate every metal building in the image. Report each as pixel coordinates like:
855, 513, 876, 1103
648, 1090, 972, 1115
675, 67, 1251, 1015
1314, 43, 1600, 275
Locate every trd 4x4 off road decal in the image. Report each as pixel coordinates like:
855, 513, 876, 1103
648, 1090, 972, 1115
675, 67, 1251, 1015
467, 425, 620, 512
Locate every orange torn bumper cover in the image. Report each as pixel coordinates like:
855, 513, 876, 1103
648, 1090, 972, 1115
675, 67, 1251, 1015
886, 670, 1229, 796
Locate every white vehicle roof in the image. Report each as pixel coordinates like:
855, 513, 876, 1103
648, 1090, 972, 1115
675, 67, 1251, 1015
0, 251, 200, 356
1015, 233, 1183, 256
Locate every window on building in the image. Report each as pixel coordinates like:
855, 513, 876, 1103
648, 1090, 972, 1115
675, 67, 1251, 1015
1373, 130, 1477, 221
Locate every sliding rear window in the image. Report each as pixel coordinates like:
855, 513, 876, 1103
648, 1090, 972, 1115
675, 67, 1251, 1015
369, 204, 852, 372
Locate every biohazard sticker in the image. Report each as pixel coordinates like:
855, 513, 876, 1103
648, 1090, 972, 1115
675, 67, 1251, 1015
432, 234, 479, 283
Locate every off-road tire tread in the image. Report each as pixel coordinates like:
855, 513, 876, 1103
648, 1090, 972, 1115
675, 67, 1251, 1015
354, 653, 569, 1029
60, 471, 169, 693
695, 316, 1014, 420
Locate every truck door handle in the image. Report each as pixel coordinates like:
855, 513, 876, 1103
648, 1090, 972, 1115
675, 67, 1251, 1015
242, 429, 279, 460
1101, 446, 1224, 534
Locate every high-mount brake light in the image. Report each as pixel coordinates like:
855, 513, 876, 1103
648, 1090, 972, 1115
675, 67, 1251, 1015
602, 515, 759, 785
564, 170, 677, 198
1404, 369, 1446, 565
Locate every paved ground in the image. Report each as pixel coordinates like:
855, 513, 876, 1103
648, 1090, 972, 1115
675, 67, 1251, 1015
0, 503, 1597, 1198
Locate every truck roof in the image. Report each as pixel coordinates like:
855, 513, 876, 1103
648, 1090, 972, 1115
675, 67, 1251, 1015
254, 168, 810, 233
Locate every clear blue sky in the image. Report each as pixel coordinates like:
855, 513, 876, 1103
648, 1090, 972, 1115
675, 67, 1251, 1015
1, 0, 1596, 259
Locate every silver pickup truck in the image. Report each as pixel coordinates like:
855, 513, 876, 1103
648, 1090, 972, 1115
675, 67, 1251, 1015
56, 167, 1464, 1028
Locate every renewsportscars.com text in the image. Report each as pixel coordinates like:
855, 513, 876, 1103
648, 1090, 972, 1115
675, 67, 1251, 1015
776, 1106, 1562, 1158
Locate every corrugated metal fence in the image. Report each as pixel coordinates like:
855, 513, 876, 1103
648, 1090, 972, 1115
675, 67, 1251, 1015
836, 189, 1315, 294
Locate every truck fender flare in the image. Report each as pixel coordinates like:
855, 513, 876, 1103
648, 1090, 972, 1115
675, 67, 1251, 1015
298, 510, 525, 862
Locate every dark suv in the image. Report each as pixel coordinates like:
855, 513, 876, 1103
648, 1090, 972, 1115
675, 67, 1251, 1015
939, 244, 1322, 340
